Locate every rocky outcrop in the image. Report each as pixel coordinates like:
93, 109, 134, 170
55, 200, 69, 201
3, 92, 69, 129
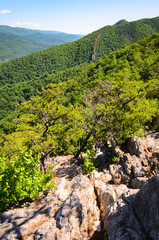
0, 132, 158, 239
131, 176, 149, 189
54, 175, 100, 240
94, 180, 137, 221
134, 175, 159, 239
104, 175, 159, 239
0, 174, 100, 240
104, 193, 147, 240
107, 132, 159, 188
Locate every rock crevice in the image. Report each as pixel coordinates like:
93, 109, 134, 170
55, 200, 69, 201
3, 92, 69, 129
0, 132, 159, 239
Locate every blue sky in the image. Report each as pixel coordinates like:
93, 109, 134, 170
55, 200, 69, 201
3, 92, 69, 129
0, 0, 158, 34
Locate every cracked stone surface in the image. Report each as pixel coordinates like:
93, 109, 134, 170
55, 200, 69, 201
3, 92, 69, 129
0, 132, 159, 239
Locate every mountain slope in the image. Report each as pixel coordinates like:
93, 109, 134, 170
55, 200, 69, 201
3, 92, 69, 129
0, 25, 38, 36
0, 33, 158, 133
0, 16, 158, 85
0, 34, 158, 154
94, 16, 159, 60
0, 17, 159, 124
0, 25, 83, 37
0, 26, 84, 63
0, 32, 54, 63
27, 32, 84, 44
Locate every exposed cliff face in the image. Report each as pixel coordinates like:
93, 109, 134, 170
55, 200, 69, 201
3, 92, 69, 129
0, 132, 158, 239
114, 19, 128, 26
105, 175, 159, 240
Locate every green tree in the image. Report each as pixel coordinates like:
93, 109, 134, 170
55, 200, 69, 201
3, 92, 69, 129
74, 62, 158, 158
1, 82, 86, 171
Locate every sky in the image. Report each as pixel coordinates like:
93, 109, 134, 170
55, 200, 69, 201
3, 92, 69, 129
0, 0, 159, 35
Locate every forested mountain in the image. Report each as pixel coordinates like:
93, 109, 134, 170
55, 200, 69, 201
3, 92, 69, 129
0, 17, 158, 123
0, 25, 82, 37
0, 25, 83, 63
1, 33, 159, 156
0, 32, 158, 214
0, 32, 53, 63
0, 33, 158, 133
0, 25, 39, 36
0, 16, 158, 83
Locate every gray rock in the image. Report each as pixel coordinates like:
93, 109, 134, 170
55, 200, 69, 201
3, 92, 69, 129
134, 175, 159, 239
104, 175, 159, 239
93, 144, 108, 168
55, 175, 100, 239
146, 135, 157, 152
122, 153, 133, 176
34, 222, 56, 239
122, 153, 143, 178
94, 181, 116, 220
131, 177, 148, 189
41, 228, 59, 240
126, 136, 145, 157
89, 170, 100, 179
131, 156, 143, 177
109, 164, 129, 185
104, 196, 147, 240
54, 178, 70, 201
149, 151, 159, 173
139, 153, 149, 167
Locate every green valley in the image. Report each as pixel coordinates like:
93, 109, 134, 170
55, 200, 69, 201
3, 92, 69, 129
0, 25, 83, 63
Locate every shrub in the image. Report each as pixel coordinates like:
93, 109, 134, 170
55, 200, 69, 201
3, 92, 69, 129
82, 148, 97, 173
0, 150, 55, 213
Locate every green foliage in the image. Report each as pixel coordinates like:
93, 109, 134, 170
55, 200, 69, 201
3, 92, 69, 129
109, 155, 120, 163
0, 17, 159, 122
82, 149, 97, 173
0, 34, 158, 166
0, 82, 86, 161
0, 150, 55, 213
0, 19, 158, 216
0, 32, 53, 63
95, 17, 159, 60
0, 27, 83, 63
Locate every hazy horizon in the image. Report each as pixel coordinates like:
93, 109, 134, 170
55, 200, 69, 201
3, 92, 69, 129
0, 0, 159, 35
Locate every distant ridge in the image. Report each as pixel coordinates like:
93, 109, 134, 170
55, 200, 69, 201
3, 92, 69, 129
0, 25, 84, 63
0, 16, 158, 85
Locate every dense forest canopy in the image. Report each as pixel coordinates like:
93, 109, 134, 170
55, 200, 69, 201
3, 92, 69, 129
1, 34, 158, 156
0, 17, 159, 84
0, 17, 159, 124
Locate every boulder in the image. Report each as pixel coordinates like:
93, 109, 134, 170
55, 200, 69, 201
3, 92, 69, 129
126, 136, 145, 157
149, 151, 159, 173
94, 180, 134, 221
131, 156, 143, 177
54, 178, 70, 201
93, 144, 108, 168
89, 170, 100, 179
145, 132, 159, 152
122, 153, 143, 178
104, 175, 159, 239
131, 177, 148, 189
134, 175, 159, 239
104, 193, 146, 240
0, 175, 100, 240
122, 153, 133, 176
94, 180, 116, 220
109, 164, 122, 185
55, 175, 100, 239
